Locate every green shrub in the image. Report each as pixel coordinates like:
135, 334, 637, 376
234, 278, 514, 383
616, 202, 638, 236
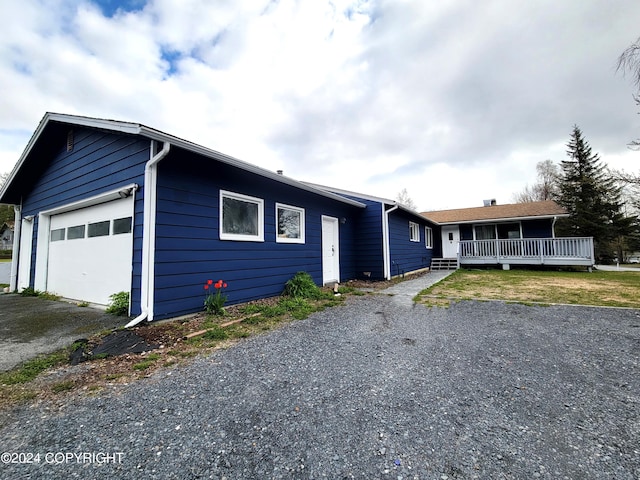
283, 272, 321, 299
106, 292, 129, 316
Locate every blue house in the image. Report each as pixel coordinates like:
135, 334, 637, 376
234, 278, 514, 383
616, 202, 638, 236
0, 113, 436, 322
422, 200, 595, 269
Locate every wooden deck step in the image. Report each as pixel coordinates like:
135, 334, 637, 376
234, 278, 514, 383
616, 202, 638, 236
430, 258, 458, 271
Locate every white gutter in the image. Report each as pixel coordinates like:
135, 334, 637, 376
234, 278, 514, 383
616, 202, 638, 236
9, 205, 21, 291
125, 141, 170, 328
382, 204, 399, 280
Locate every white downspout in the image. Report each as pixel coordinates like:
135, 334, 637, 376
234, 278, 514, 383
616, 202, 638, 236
9, 205, 21, 291
125, 140, 170, 328
552, 216, 558, 238
382, 204, 399, 280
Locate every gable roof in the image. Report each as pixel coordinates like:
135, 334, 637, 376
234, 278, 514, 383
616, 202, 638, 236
0, 112, 366, 208
421, 200, 568, 225
303, 182, 437, 225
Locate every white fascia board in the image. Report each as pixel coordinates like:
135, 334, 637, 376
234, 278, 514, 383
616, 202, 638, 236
142, 130, 367, 209
434, 213, 570, 226
303, 182, 395, 205
305, 182, 432, 223
0, 112, 142, 202
3, 112, 366, 209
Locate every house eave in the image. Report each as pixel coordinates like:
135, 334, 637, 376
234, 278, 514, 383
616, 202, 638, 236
304, 182, 432, 223
433, 213, 570, 226
0, 113, 367, 209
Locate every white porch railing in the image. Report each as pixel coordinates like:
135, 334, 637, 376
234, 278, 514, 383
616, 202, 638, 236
458, 237, 594, 267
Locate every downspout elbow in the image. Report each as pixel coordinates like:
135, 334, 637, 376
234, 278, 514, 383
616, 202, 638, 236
124, 310, 147, 329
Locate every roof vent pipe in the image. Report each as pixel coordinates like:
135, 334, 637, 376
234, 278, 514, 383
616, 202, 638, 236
277, 170, 283, 175
483, 199, 497, 207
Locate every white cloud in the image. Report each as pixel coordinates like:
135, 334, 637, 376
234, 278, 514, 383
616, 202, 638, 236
1, 0, 640, 211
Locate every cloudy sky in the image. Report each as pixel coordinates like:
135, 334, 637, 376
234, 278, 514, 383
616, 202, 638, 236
1, 0, 639, 211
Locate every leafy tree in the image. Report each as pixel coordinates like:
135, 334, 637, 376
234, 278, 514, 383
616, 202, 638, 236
513, 160, 559, 202
395, 188, 417, 210
554, 126, 634, 261
0, 172, 13, 226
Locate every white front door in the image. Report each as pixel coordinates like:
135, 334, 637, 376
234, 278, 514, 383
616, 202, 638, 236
17, 218, 34, 291
442, 225, 460, 258
321, 216, 340, 285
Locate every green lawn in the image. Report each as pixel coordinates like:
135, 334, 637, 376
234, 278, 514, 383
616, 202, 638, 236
418, 268, 640, 308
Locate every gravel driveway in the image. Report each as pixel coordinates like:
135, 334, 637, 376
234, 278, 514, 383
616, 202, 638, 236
1, 286, 639, 479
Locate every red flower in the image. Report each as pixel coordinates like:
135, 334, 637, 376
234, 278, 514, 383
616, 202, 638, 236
214, 281, 223, 289
223, 283, 228, 288
204, 284, 209, 290
207, 279, 213, 285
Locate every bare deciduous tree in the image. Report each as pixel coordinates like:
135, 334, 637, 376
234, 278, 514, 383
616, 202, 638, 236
395, 188, 417, 211
512, 160, 559, 203
617, 36, 640, 149
617, 36, 640, 87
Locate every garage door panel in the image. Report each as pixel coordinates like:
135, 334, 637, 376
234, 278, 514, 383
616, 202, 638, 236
47, 198, 133, 305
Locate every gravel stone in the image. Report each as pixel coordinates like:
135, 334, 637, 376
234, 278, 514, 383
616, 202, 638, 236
0, 289, 638, 479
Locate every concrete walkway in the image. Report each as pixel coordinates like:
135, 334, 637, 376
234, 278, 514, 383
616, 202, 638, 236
595, 264, 640, 272
380, 270, 455, 304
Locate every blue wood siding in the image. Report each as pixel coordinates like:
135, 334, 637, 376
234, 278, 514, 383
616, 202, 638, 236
341, 196, 385, 280
153, 149, 361, 319
388, 210, 433, 276
19, 127, 149, 313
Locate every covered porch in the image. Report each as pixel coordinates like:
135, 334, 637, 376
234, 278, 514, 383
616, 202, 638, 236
456, 237, 595, 268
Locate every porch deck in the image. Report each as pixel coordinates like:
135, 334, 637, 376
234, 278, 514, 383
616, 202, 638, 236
457, 237, 595, 267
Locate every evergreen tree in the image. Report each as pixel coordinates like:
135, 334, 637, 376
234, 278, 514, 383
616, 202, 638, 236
555, 126, 630, 261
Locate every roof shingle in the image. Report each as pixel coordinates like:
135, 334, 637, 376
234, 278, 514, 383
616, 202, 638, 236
421, 200, 567, 224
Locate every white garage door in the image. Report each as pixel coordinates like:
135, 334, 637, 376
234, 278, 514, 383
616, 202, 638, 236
47, 197, 134, 305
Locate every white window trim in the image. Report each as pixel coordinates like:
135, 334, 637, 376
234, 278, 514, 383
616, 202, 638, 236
409, 221, 420, 242
219, 190, 264, 242
425, 226, 433, 249
276, 203, 305, 244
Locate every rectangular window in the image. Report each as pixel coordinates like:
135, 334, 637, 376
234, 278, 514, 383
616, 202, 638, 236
409, 222, 420, 242
51, 228, 65, 242
276, 203, 305, 244
425, 226, 433, 248
475, 224, 496, 240
113, 217, 132, 235
220, 190, 264, 241
88, 220, 110, 238
67, 225, 85, 240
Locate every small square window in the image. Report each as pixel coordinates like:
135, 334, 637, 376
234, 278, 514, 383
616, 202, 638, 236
409, 222, 420, 242
113, 217, 132, 235
51, 228, 65, 242
88, 221, 110, 237
276, 203, 305, 244
67, 225, 85, 240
